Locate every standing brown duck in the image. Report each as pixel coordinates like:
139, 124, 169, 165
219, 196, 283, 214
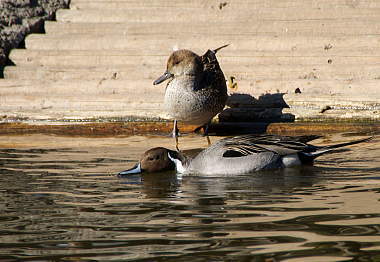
153, 45, 228, 150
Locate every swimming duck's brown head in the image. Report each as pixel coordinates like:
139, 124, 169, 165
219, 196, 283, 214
153, 49, 203, 85
118, 147, 181, 175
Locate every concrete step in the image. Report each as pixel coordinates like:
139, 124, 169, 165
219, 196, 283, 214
2, 95, 379, 121
5, 64, 380, 81
70, 0, 234, 9
0, 79, 162, 98
24, 33, 380, 52
2, 98, 378, 122
0, 79, 165, 119
0, 100, 163, 120
10, 48, 380, 62
70, 0, 380, 9
44, 20, 380, 36
1, 79, 379, 98
1, 79, 378, 120
9, 49, 380, 68
56, 8, 380, 23
3, 65, 158, 80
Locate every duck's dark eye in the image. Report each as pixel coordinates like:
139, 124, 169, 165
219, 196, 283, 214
148, 155, 161, 161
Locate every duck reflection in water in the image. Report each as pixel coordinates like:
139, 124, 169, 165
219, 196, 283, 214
118, 134, 372, 176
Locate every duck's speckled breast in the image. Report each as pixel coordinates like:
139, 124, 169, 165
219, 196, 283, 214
164, 77, 227, 125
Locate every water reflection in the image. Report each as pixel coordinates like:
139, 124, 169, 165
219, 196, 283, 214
0, 134, 379, 261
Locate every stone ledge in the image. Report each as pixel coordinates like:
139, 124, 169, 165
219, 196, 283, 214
1, 121, 379, 137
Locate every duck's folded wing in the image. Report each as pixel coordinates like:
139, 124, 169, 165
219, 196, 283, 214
221, 134, 315, 157
200, 49, 226, 90
201, 45, 228, 68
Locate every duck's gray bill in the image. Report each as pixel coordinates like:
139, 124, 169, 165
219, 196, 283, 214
153, 72, 172, 85
118, 163, 142, 176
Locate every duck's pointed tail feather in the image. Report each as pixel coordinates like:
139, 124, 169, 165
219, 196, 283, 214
307, 136, 373, 158
213, 44, 229, 53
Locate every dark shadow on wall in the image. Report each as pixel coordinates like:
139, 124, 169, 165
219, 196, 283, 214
210, 93, 295, 135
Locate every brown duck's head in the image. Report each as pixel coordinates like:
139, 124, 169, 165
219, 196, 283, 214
153, 49, 203, 85
118, 147, 180, 175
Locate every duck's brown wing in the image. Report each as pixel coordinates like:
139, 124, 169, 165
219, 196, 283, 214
199, 49, 226, 91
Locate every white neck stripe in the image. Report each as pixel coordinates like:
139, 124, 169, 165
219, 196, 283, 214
168, 152, 186, 174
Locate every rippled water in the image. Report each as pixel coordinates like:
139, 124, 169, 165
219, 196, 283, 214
0, 133, 380, 261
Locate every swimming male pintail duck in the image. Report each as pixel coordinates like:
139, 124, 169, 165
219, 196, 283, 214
153, 45, 229, 150
118, 134, 372, 176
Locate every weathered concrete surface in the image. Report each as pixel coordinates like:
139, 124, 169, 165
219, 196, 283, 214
0, 0, 380, 125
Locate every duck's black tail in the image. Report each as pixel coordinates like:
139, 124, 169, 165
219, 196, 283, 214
306, 136, 373, 159
212, 44, 229, 54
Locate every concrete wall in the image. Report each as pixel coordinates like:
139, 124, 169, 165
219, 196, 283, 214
1, 0, 379, 124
